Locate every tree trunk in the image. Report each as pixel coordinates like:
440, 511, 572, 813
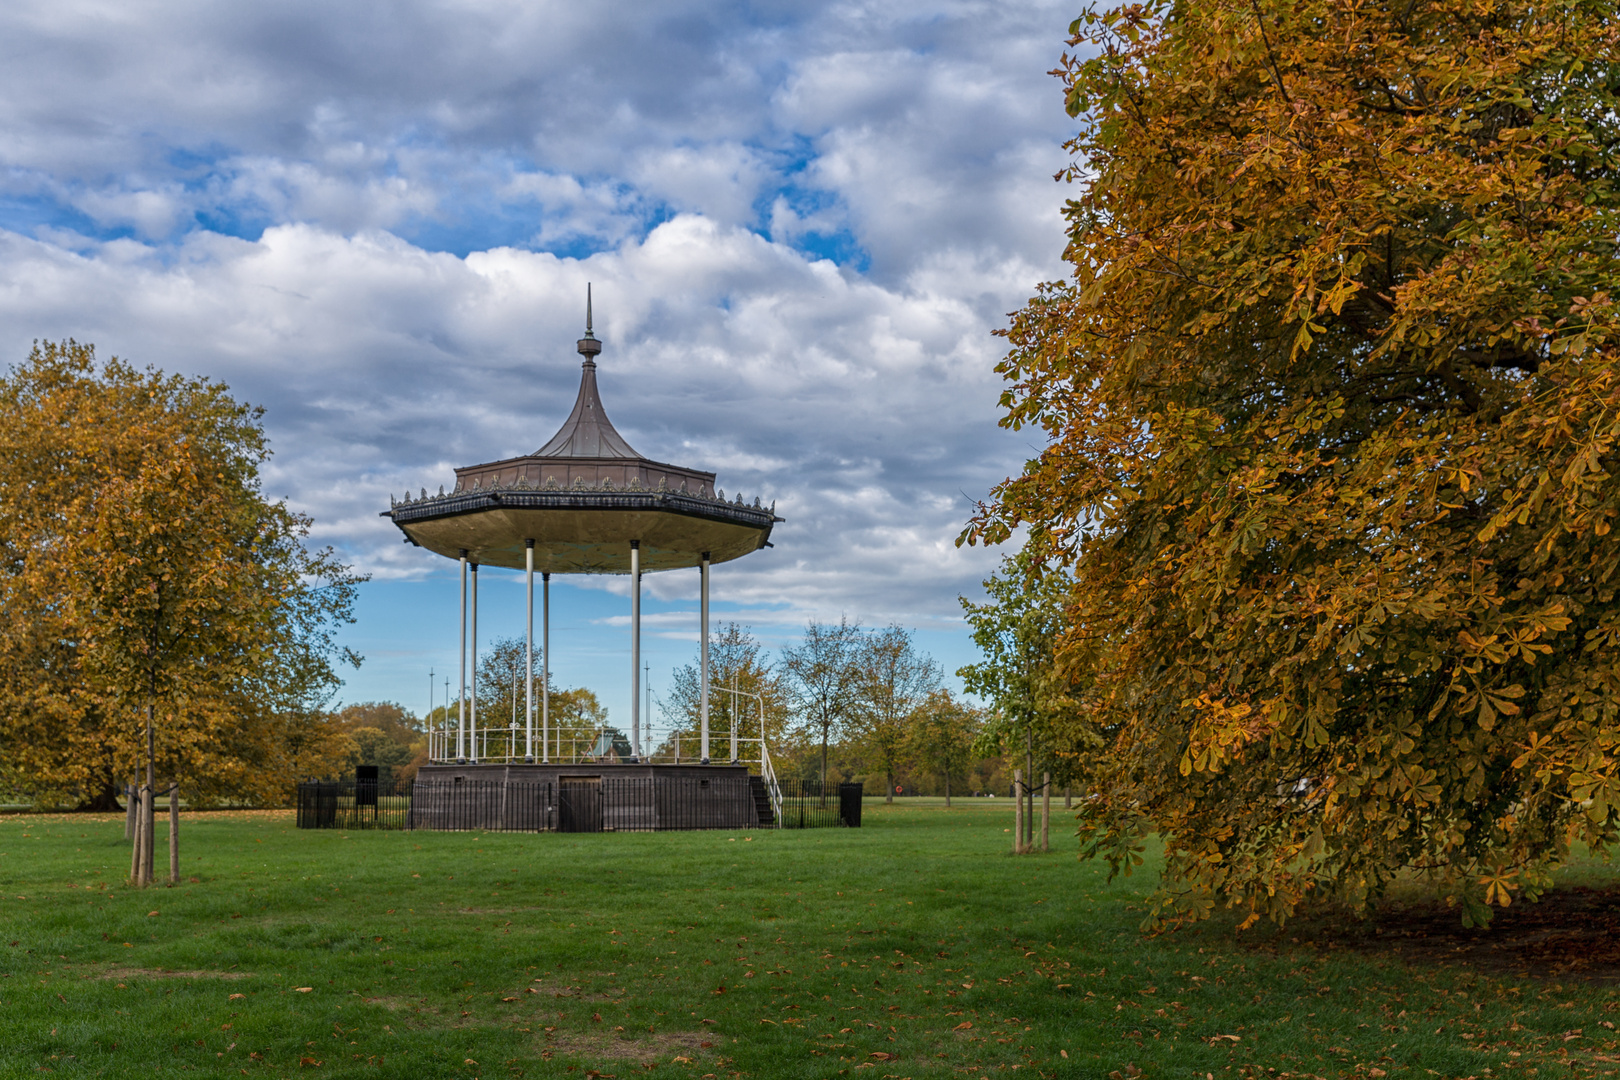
168, 781, 180, 885
885, 770, 894, 804
944, 770, 951, 809
125, 778, 137, 840
78, 774, 125, 813
1065, 784, 1072, 810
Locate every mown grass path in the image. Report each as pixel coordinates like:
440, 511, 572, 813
1, 802, 1615, 1079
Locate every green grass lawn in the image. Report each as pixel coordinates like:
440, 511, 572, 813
2, 800, 1616, 1080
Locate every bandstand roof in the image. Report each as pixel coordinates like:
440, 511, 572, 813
532, 356, 639, 459
383, 307, 780, 575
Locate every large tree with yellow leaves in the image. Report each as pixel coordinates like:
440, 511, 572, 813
967, 0, 1620, 925
0, 341, 361, 811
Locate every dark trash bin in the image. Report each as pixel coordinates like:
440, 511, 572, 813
356, 765, 379, 808
838, 782, 863, 828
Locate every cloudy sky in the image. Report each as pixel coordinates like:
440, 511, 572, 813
0, 0, 1076, 727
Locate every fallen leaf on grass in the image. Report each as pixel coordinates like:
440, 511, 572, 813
299, 1057, 322, 1067
869, 1051, 896, 1060
952, 1022, 972, 1031
146, 911, 159, 917
1203, 1035, 1240, 1043
671, 1056, 692, 1064
229, 993, 245, 1001
501, 996, 517, 1002
464, 1060, 477, 1066
294, 987, 313, 993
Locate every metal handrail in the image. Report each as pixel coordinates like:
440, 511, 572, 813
706, 679, 781, 827
758, 737, 783, 827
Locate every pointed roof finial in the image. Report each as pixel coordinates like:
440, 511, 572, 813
577, 283, 602, 361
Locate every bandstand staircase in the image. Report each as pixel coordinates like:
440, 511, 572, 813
748, 775, 775, 827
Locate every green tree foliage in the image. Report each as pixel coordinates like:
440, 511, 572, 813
329, 702, 424, 781
908, 689, 985, 806
663, 623, 789, 761
550, 687, 610, 757
476, 636, 531, 741
457, 635, 605, 759
959, 551, 1089, 781
965, 0, 1620, 926
0, 341, 361, 809
851, 625, 942, 802
782, 618, 863, 791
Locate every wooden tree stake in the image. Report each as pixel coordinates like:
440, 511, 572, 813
128, 786, 143, 885
1013, 769, 1023, 854
168, 781, 180, 885
1040, 771, 1051, 852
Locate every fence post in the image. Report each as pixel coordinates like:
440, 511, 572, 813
1013, 769, 1023, 854
1040, 772, 1050, 853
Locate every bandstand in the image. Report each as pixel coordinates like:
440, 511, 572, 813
381, 292, 785, 831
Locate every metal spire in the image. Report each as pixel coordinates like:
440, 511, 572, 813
577, 283, 601, 360
545, 284, 636, 457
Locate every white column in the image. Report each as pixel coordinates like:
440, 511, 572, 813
458, 551, 468, 763
542, 572, 551, 764
470, 562, 480, 763
525, 540, 535, 763
700, 552, 710, 765
630, 540, 641, 762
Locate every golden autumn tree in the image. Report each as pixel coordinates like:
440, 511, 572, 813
966, 1, 1620, 925
0, 341, 362, 813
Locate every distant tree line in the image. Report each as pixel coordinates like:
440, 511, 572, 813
649, 620, 1017, 805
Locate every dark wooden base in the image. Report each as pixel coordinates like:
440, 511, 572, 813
410, 761, 767, 832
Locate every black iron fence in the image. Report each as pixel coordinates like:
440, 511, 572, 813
296, 776, 863, 832
776, 779, 863, 829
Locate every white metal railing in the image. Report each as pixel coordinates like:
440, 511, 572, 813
427, 725, 630, 765
758, 736, 783, 827
708, 679, 781, 826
